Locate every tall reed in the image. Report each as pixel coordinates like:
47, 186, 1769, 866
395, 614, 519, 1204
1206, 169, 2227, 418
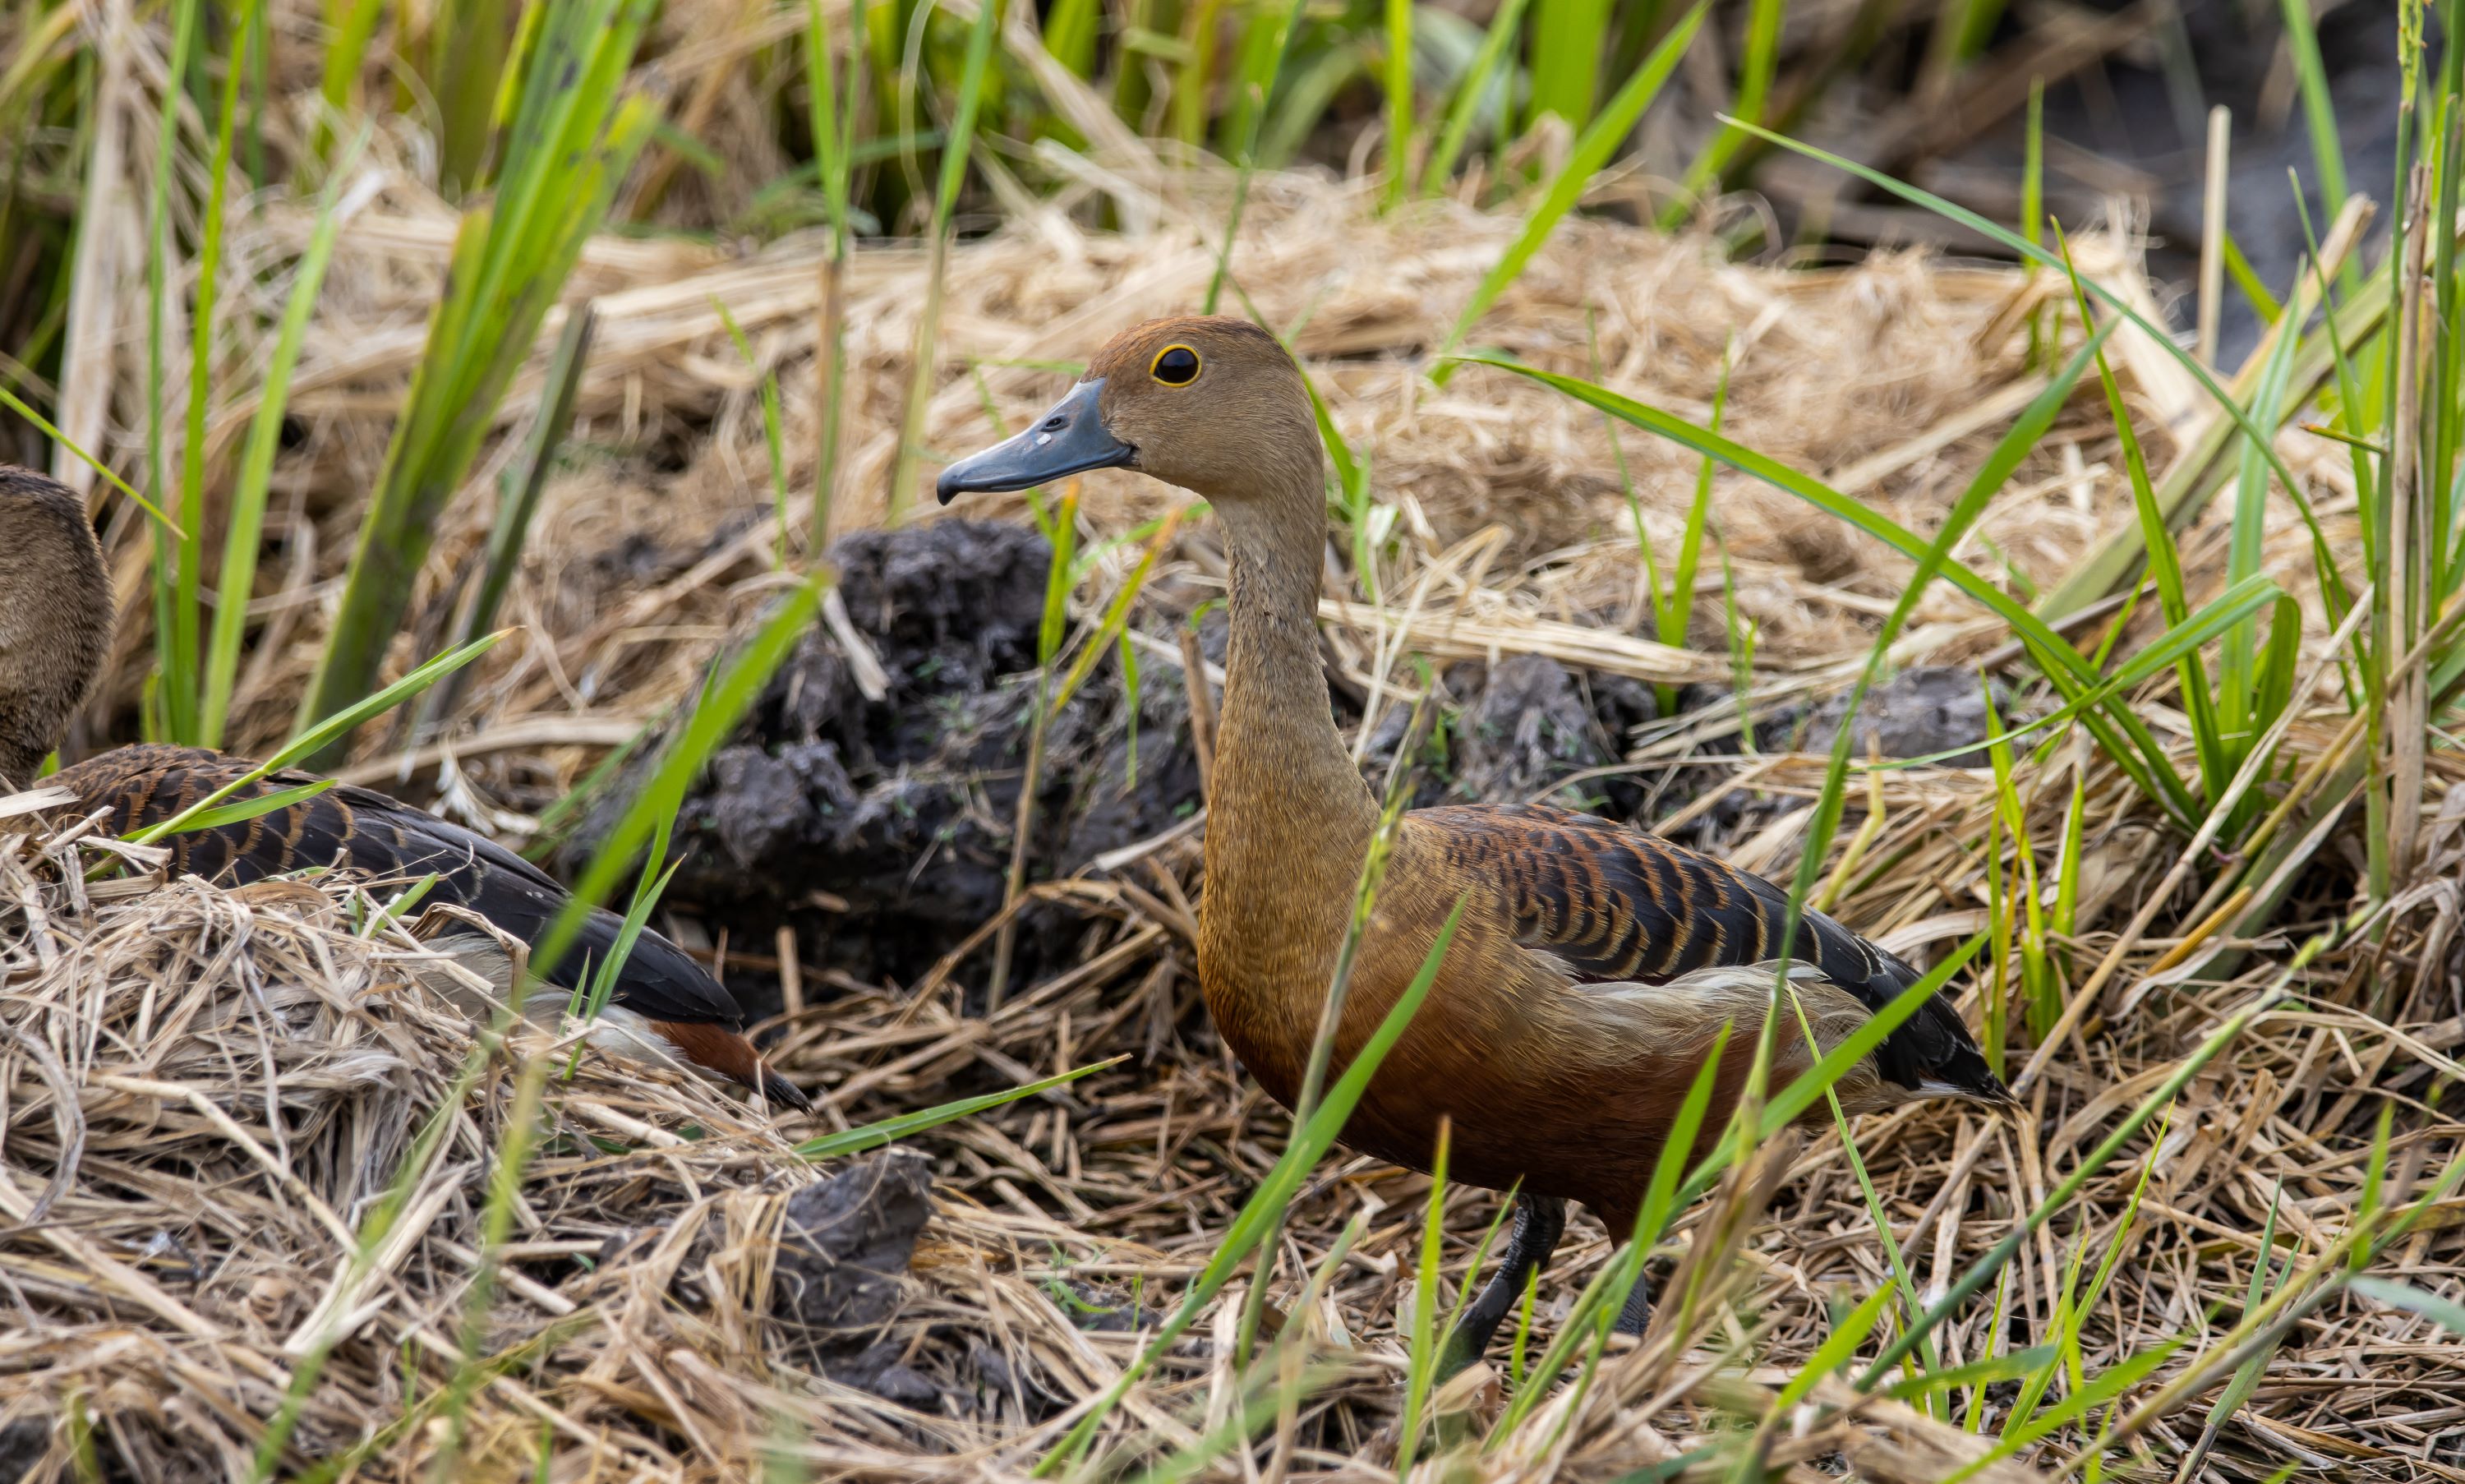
300, 0, 658, 765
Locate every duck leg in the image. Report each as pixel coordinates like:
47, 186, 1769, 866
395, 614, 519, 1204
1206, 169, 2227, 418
1436, 1194, 1566, 1378
1611, 1271, 1652, 1335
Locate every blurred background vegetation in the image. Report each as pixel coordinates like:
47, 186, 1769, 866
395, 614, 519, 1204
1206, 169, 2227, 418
0, 0, 2399, 426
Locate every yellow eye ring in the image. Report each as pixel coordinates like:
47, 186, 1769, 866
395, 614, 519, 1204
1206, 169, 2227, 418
1150, 344, 1201, 386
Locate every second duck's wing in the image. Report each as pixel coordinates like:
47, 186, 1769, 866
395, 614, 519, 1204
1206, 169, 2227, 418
48, 744, 745, 1027
1416, 801, 2006, 1103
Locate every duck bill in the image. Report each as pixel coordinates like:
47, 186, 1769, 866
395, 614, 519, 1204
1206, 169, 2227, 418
935, 380, 1133, 503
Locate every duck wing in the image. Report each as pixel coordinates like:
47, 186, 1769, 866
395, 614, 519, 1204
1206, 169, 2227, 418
48, 744, 744, 1028
1416, 801, 2006, 1102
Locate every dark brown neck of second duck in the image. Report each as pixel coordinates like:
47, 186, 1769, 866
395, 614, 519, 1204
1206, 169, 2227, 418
1196, 449, 1380, 1081
0, 468, 113, 788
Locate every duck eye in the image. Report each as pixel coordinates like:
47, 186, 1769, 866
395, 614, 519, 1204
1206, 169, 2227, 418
1151, 345, 1200, 385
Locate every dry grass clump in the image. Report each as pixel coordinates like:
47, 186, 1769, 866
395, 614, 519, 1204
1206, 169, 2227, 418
0, 795, 1090, 1479
1, 788, 2145, 1482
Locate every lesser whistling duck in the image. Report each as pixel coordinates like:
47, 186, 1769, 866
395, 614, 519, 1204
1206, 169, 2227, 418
936, 316, 2010, 1368
0, 463, 809, 1112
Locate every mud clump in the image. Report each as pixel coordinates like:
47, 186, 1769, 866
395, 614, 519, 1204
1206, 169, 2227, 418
771, 1150, 940, 1403
1357, 652, 1655, 818
0, 1419, 48, 1483
1804, 667, 2010, 768
573, 519, 1205, 1007
1447, 653, 1653, 809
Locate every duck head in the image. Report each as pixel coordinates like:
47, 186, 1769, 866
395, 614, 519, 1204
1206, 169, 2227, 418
936, 316, 1322, 507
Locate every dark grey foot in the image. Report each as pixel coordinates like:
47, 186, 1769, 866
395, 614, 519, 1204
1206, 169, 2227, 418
1435, 1194, 1566, 1380
1611, 1267, 1652, 1336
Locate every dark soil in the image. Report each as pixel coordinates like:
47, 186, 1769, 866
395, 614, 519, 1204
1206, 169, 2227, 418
770, 1149, 941, 1403
564, 520, 1208, 1011
1355, 653, 1660, 817
0, 1419, 48, 1484
1804, 666, 2011, 770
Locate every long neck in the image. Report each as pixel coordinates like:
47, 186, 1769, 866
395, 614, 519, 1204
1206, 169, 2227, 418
0, 718, 46, 788
0, 477, 113, 787
1197, 465, 1379, 1060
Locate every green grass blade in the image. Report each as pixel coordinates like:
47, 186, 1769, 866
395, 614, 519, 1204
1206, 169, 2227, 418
1763, 275, 2055, 913
145, 0, 202, 732
2222, 231, 2285, 325
1050, 516, 1178, 715
1891, 1344, 2057, 1403
716, 298, 792, 562
888, 0, 1003, 519
1218, 0, 1306, 164
433, 0, 514, 196
1381, 0, 1413, 208
316, 0, 385, 156
1046, 0, 1099, 78
2019, 75, 2045, 357
796, 1058, 1123, 1159
1627, 1021, 1732, 1264
1717, 299, 2122, 1385
1772, 1283, 1894, 1413
2350, 1274, 2465, 1334
2214, 233, 2311, 769
1868, 575, 2278, 775
1034, 896, 1469, 1475
243, 639, 775, 1480
1455, 339, 2206, 827
302, 0, 657, 761
1527, 0, 1611, 129
426, 302, 597, 734
1172, 0, 1231, 149
169, 0, 265, 743
566, 813, 681, 1068
431, 1045, 549, 1466
1396, 1124, 1449, 1474
1419, 0, 1533, 196
1719, 115, 2347, 622
2278, 0, 2352, 290
802, 0, 859, 255
928, 0, 1002, 224
2057, 238, 2229, 804
0, 384, 168, 526
1855, 970, 2297, 1388
1258, 46, 1371, 170
1431, 3, 1704, 376
1684, 937, 1980, 1208
1656, 341, 1730, 710
159, 778, 335, 836
1489, 1022, 1730, 1438
2185, 1189, 2285, 1459
1947, 1341, 2182, 1482
201, 136, 370, 747
803, 0, 862, 544
1721, 542, 1754, 744
1202, 0, 1310, 311
122, 634, 504, 849
1658, 0, 1783, 225
523, 578, 821, 992
1117, 1360, 1349, 1484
